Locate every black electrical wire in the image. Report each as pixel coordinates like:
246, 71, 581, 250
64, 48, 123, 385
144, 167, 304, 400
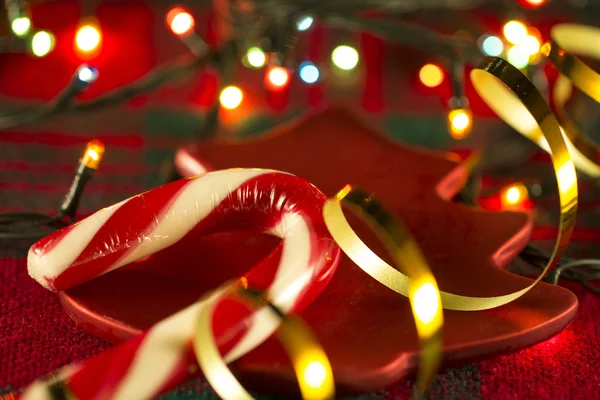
0, 214, 69, 239
0, 143, 102, 241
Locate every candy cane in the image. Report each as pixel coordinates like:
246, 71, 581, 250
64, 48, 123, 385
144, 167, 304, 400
23, 168, 341, 400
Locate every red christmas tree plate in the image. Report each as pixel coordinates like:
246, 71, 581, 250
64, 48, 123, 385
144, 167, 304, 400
60, 107, 577, 396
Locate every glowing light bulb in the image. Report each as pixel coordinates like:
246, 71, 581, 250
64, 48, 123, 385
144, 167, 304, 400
11, 17, 30, 37
81, 139, 105, 169
75, 24, 101, 53
522, 0, 547, 7
521, 35, 541, 56
77, 65, 99, 83
507, 45, 530, 69
246, 47, 266, 68
419, 63, 445, 88
503, 20, 528, 45
266, 66, 290, 89
502, 183, 528, 207
299, 62, 320, 84
412, 282, 439, 325
481, 35, 504, 57
332, 45, 359, 71
448, 108, 473, 139
31, 31, 55, 57
296, 16, 314, 31
219, 86, 243, 110
303, 361, 327, 389
166, 7, 195, 37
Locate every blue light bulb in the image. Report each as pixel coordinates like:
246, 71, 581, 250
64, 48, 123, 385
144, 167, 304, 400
299, 62, 319, 84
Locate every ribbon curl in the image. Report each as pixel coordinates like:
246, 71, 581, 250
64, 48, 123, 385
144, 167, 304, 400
324, 57, 579, 309
323, 186, 443, 399
322, 56, 579, 397
193, 282, 335, 400
545, 24, 600, 177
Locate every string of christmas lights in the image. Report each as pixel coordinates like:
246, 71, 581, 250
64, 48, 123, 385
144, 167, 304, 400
0, 0, 561, 133
0, 139, 105, 239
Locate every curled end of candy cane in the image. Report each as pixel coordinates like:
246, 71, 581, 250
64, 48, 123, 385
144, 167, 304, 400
27, 250, 54, 291
27, 200, 124, 291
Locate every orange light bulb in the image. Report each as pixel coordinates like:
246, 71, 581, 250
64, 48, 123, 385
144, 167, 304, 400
81, 139, 105, 169
447, 108, 473, 139
501, 183, 528, 208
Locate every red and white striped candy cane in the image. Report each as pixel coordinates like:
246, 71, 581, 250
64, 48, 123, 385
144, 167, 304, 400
23, 168, 341, 400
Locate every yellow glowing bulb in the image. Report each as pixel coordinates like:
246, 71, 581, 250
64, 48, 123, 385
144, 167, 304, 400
81, 139, 105, 169
525, 0, 546, 5
505, 187, 521, 204
76, 24, 101, 52
219, 86, 243, 110
412, 282, 439, 325
521, 35, 541, 55
11, 17, 31, 37
267, 66, 290, 88
419, 64, 445, 88
31, 31, 55, 57
166, 8, 195, 36
503, 20, 528, 45
303, 361, 327, 389
448, 108, 473, 139
332, 45, 359, 71
502, 183, 528, 208
246, 47, 266, 68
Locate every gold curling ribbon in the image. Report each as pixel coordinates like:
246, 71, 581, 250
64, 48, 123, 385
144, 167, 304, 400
468, 56, 578, 298
544, 23, 600, 177
323, 56, 578, 394
193, 283, 335, 400
322, 186, 443, 399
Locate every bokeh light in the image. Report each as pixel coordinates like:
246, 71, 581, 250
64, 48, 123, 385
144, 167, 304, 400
296, 16, 314, 31
266, 66, 291, 89
332, 45, 359, 71
31, 31, 55, 57
507, 45, 530, 69
75, 24, 101, 53
219, 86, 243, 110
521, 35, 541, 56
521, 0, 547, 7
299, 62, 320, 84
246, 47, 266, 68
166, 7, 195, 37
448, 108, 473, 139
419, 63, 445, 88
11, 17, 31, 37
502, 183, 528, 208
482, 35, 504, 57
503, 20, 528, 45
